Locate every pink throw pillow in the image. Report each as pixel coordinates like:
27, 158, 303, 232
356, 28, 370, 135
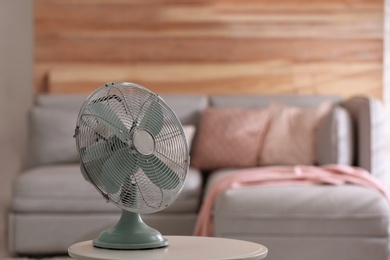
259, 102, 332, 166
191, 107, 271, 170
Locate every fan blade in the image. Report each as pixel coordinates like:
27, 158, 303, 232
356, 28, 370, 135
120, 182, 138, 208
89, 102, 129, 143
101, 148, 138, 194
138, 155, 180, 190
139, 100, 164, 136
83, 135, 124, 164
81, 140, 108, 184
82, 140, 107, 163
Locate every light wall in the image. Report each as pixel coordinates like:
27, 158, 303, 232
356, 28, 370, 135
385, 0, 390, 104
0, 0, 34, 257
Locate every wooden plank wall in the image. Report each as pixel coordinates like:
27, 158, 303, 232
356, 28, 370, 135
34, 0, 384, 98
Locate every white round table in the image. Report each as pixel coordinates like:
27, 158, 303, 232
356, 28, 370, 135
68, 236, 268, 260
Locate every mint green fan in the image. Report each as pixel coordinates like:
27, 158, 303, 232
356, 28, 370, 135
74, 82, 189, 249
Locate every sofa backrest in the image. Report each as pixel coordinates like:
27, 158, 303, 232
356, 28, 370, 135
27, 93, 386, 184
210, 94, 342, 108
207, 94, 386, 183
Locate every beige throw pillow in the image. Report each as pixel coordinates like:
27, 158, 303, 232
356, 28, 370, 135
191, 107, 271, 170
259, 102, 332, 166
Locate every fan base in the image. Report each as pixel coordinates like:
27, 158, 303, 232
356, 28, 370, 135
93, 210, 168, 250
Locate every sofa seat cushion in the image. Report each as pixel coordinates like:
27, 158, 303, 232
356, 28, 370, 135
208, 169, 390, 237
12, 164, 202, 214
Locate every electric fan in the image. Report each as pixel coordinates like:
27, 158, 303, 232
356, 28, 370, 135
74, 82, 189, 249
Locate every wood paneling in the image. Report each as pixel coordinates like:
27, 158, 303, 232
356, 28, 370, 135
34, 0, 384, 98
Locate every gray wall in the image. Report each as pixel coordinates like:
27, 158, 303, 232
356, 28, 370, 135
0, 0, 34, 257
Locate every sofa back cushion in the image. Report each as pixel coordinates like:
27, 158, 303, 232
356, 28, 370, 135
191, 107, 271, 170
259, 102, 332, 166
210, 95, 354, 166
29, 93, 207, 166
28, 108, 79, 166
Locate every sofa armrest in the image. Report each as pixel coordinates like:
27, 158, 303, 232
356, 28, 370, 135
342, 96, 387, 184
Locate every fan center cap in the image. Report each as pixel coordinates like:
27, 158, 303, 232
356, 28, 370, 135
133, 129, 155, 155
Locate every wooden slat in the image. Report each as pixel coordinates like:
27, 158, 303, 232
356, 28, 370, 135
45, 61, 381, 98
36, 38, 382, 63
35, 4, 383, 27
46, 61, 291, 94
35, 2, 383, 40
36, 0, 383, 8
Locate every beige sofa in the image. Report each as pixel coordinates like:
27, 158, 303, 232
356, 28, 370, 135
8, 93, 390, 260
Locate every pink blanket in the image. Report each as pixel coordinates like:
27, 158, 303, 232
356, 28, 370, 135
194, 165, 390, 236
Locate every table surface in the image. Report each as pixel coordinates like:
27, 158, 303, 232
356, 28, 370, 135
68, 236, 268, 260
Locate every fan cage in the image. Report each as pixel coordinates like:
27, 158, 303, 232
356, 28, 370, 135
75, 82, 189, 214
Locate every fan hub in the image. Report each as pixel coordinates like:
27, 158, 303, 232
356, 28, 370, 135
133, 129, 155, 155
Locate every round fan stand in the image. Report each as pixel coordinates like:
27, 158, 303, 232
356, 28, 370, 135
93, 210, 168, 250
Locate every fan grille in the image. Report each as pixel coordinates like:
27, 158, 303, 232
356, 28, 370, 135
75, 82, 189, 214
